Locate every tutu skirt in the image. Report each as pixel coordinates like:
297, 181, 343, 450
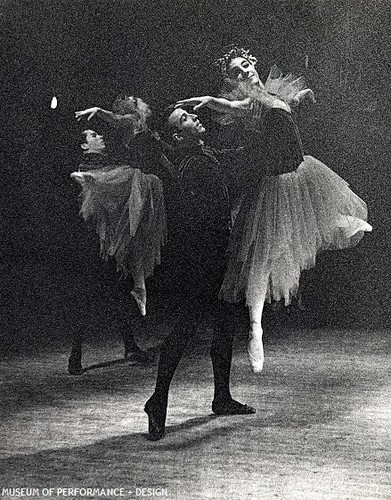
73, 164, 167, 279
219, 155, 372, 307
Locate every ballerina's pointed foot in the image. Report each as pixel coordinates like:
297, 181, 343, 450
248, 326, 264, 374
131, 288, 147, 316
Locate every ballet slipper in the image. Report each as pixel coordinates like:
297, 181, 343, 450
144, 395, 167, 441
247, 324, 264, 374
68, 348, 83, 376
131, 287, 147, 316
212, 398, 256, 415
124, 346, 150, 364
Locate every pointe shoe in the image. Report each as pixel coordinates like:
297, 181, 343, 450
247, 326, 264, 374
131, 288, 147, 316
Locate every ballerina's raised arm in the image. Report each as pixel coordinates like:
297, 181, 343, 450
175, 95, 252, 116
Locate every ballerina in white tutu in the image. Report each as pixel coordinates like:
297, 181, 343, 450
73, 95, 167, 316
177, 46, 372, 373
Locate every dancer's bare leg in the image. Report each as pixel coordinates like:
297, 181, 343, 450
248, 292, 266, 373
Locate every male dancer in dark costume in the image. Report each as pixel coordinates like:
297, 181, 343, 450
144, 106, 256, 441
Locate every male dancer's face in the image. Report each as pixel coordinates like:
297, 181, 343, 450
168, 108, 206, 138
81, 129, 106, 154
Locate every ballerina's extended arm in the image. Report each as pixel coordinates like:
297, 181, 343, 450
175, 96, 252, 116
75, 107, 137, 127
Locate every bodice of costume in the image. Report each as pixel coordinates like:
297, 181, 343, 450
258, 107, 304, 177
217, 65, 309, 181
217, 107, 304, 199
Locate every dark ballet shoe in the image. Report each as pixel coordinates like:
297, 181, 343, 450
68, 359, 83, 376
124, 347, 150, 364
212, 399, 256, 416
68, 350, 83, 375
144, 396, 167, 441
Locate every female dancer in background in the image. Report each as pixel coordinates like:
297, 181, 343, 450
177, 47, 372, 373
74, 95, 167, 316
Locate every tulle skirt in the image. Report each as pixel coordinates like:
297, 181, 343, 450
219, 155, 372, 307
73, 164, 167, 279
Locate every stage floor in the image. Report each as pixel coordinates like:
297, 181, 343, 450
1, 325, 390, 500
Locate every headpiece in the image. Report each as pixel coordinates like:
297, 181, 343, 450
214, 46, 258, 77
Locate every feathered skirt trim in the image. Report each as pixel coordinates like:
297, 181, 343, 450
73, 165, 167, 279
219, 155, 372, 307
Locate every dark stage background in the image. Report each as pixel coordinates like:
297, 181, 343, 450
0, 0, 389, 354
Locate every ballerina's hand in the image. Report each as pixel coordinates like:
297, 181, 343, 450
296, 89, 316, 104
175, 96, 214, 111
70, 172, 95, 184
75, 107, 101, 122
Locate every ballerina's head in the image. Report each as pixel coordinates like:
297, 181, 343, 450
214, 46, 264, 89
112, 94, 152, 130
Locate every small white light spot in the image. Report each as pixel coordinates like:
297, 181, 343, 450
50, 96, 58, 109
